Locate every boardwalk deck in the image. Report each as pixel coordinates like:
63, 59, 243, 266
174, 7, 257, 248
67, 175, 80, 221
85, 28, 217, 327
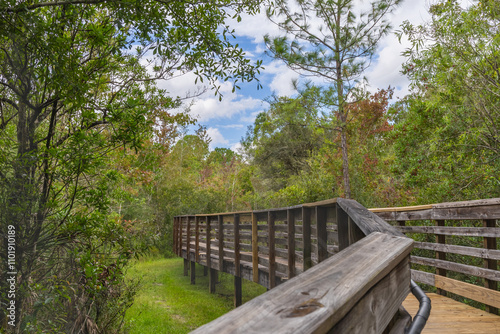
403, 293, 500, 334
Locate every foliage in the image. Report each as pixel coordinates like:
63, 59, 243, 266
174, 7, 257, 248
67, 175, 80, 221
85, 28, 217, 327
242, 87, 324, 190
265, 0, 402, 198
0, 0, 263, 332
394, 0, 500, 202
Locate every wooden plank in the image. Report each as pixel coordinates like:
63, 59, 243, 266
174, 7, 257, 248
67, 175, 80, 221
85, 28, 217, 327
435, 220, 447, 296
209, 268, 217, 293
234, 276, 242, 308
414, 241, 500, 260
410, 256, 500, 281
190, 232, 413, 334
302, 207, 312, 271
195, 216, 200, 262
206, 216, 212, 270
187, 216, 192, 261
432, 204, 500, 220
268, 211, 276, 289
287, 209, 296, 279
336, 203, 349, 251
435, 275, 500, 309
483, 219, 498, 314
337, 198, 404, 237
369, 204, 434, 213
191, 261, 196, 284
234, 214, 240, 277
302, 198, 338, 207
433, 198, 500, 209
411, 269, 436, 286
404, 292, 500, 334
316, 206, 328, 262
331, 257, 411, 333
397, 225, 500, 237
184, 258, 188, 276
173, 217, 177, 255
218, 215, 224, 272
178, 218, 183, 256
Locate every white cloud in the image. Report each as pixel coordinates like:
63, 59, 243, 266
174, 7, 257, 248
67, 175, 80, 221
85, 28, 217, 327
206, 127, 229, 149
230, 142, 243, 153
189, 93, 262, 123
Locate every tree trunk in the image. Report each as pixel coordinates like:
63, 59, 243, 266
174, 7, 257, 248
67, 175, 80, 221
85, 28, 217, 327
340, 126, 351, 199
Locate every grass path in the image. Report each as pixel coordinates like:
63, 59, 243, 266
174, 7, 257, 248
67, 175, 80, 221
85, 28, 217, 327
124, 258, 266, 333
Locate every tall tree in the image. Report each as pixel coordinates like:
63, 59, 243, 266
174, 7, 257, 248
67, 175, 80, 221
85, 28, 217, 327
242, 88, 323, 190
0, 1, 262, 331
265, 0, 402, 198
400, 0, 500, 163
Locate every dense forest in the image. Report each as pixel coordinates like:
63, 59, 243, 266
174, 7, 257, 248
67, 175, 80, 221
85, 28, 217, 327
0, 0, 498, 333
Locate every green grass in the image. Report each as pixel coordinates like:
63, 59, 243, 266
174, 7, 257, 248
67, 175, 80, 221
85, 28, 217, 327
124, 258, 266, 333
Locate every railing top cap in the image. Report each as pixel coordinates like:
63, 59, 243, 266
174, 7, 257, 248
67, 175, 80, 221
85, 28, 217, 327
369, 197, 500, 213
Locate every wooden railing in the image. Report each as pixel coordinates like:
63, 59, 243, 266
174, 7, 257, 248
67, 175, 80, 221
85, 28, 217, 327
173, 198, 416, 333
370, 198, 500, 315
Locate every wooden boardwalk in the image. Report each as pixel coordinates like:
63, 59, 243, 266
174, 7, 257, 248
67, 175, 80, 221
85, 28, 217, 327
404, 293, 500, 333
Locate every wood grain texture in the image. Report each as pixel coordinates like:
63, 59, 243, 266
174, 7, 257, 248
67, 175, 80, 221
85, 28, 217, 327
403, 293, 500, 334
287, 209, 296, 279
337, 198, 404, 237
218, 215, 224, 272
411, 256, 500, 281
268, 211, 276, 289
234, 214, 240, 277
414, 241, 500, 260
330, 257, 411, 334
397, 225, 500, 237
302, 207, 312, 271
190, 232, 413, 334
316, 206, 328, 263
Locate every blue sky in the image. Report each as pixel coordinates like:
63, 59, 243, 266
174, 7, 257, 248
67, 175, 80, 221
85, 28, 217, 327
158, 0, 465, 152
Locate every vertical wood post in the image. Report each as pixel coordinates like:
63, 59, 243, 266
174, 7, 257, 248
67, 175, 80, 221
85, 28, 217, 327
190, 261, 196, 284
302, 207, 312, 271
218, 215, 224, 272
206, 217, 212, 269
316, 206, 328, 263
183, 258, 188, 276
233, 213, 242, 307
435, 219, 447, 296
195, 216, 200, 263
179, 217, 184, 257
483, 219, 498, 315
348, 216, 365, 245
204, 266, 208, 276
209, 268, 217, 293
287, 209, 296, 279
234, 214, 241, 277
252, 213, 259, 283
173, 217, 177, 255
234, 276, 242, 308
337, 204, 349, 251
186, 216, 191, 260
268, 211, 276, 289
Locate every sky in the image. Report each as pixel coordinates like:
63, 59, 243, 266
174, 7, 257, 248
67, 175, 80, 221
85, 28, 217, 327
157, 0, 458, 151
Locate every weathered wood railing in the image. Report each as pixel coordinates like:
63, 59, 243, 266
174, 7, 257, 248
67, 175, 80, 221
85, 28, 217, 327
370, 198, 500, 315
174, 198, 418, 333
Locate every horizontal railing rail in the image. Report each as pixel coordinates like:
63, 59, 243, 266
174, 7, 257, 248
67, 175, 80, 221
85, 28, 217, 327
174, 198, 419, 333
370, 198, 500, 315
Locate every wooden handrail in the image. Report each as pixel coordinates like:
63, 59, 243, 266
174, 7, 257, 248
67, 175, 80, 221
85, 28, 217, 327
371, 198, 500, 314
174, 198, 416, 333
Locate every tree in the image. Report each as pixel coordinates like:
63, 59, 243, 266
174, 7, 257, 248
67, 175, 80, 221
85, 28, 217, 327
265, 0, 402, 198
400, 0, 500, 163
396, 0, 500, 202
242, 88, 324, 190
0, 1, 262, 331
